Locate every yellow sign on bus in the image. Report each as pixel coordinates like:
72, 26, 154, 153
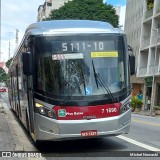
91, 51, 118, 58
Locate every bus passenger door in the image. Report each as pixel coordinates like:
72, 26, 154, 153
21, 74, 34, 134
27, 75, 35, 135
10, 72, 14, 109
16, 64, 22, 118
22, 51, 35, 135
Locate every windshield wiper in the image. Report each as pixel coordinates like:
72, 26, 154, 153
60, 64, 86, 106
92, 60, 99, 89
60, 80, 83, 106
92, 60, 117, 103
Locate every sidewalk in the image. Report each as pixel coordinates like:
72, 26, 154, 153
0, 101, 15, 151
132, 109, 160, 118
0, 99, 20, 160
0, 95, 159, 159
0, 98, 45, 160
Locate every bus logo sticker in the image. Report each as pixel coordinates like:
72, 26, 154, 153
58, 109, 66, 117
85, 86, 92, 95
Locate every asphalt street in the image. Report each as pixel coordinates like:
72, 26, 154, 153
0, 92, 160, 160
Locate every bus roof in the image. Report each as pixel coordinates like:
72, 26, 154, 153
9, 20, 125, 68
25, 20, 124, 35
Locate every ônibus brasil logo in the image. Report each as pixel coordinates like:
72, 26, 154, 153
58, 109, 66, 117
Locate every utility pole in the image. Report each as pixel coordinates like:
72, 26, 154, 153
8, 41, 11, 59
8, 41, 10, 59
8, 32, 12, 59
0, 0, 1, 62
15, 29, 19, 51
0, 52, 2, 62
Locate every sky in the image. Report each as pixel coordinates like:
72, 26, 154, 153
0, 0, 126, 62
104, 0, 126, 29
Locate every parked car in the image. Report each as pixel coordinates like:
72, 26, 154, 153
0, 84, 7, 92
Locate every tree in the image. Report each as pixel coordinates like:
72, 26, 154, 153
5, 57, 13, 68
146, 0, 154, 10
45, 0, 119, 27
0, 67, 8, 83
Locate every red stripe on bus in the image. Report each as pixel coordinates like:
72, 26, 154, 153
53, 103, 121, 120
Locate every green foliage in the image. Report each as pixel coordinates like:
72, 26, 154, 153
0, 67, 8, 83
5, 58, 13, 68
146, 0, 154, 10
0, 58, 12, 84
44, 0, 119, 27
131, 96, 143, 109
154, 106, 160, 110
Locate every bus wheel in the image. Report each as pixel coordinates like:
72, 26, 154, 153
26, 111, 29, 131
16, 105, 19, 117
9, 97, 12, 107
34, 140, 43, 148
17, 104, 20, 118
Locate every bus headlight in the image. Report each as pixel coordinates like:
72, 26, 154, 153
35, 103, 56, 119
39, 107, 45, 115
48, 111, 54, 118
120, 103, 131, 114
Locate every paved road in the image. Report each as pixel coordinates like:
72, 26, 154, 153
0, 92, 160, 160
128, 114, 160, 149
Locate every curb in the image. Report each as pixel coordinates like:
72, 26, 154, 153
0, 99, 46, 160
132, 112, 160, 118
0, 102, 6, 115
0, 99, 37, 152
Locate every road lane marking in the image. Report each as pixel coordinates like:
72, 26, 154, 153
117, 135, 160, 152
132, 119, 160, 127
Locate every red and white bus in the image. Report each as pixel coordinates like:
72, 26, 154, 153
8, 20, 135, 143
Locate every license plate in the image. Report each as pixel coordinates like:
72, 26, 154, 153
81, 130, 97, 137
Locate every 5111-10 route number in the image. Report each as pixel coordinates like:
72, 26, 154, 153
101, 108, 117, 113
62, 42, 104, 51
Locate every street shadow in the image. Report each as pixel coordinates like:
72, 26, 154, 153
9, 108, 128, 156
35, 137, 128, 156
4, 98, 128, 156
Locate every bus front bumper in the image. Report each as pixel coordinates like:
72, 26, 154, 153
34, 109, 131, 141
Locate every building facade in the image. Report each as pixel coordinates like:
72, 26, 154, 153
37, 0, 72, 21
37, 0, 52, 21
124, 0, 145, 98
114, 6, 121, 16
125, 0, 160, 109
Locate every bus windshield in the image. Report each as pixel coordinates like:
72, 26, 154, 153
34, 34, 129, 100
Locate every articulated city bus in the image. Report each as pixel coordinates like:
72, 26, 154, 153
8, 20, 135, 143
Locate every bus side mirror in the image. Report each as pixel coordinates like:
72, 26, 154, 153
22, 52, 33, 75
129, 54, 135, 75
